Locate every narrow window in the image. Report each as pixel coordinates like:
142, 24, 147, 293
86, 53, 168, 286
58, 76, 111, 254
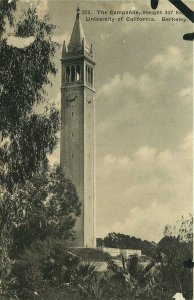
71, 153, 73, 158
85, 65, 93, 86
72, 132, 73, 138
72, 111, 73, 117
86, 65, 88, 82
88, 67, 91, 84
66, 66, 70, 82
91, 68, 93, 85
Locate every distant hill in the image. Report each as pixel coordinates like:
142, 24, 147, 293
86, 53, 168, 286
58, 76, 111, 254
97, 232, 157, 257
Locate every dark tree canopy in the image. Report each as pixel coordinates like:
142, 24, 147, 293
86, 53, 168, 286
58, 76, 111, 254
0, 8, 57, 130
152, 216, 193, 299
0, 165, 81, 257
0, 7, 59, 190
0, 4, 83, 298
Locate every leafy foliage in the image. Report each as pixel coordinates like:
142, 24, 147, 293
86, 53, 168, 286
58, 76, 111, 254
0, 165, 81, 257
0, 165, 81, 298
0, 3, 83, 299
0, 0, 17, 36
0, 8, 57, 131
0, 7, 59, 190
154, 215, 193, 299
12, 238, 96, 299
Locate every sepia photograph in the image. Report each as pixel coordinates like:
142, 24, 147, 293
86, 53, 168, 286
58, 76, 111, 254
0, 0, 193, 299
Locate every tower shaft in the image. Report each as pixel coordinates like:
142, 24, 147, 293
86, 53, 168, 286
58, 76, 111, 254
60, 9, 96, 248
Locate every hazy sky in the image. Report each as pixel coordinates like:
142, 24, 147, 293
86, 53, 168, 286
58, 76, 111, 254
19, 0, 193, 242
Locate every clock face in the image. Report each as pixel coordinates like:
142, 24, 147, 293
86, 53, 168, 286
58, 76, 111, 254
65, 92, 79, 106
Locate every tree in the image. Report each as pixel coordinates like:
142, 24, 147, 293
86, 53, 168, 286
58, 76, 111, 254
0, 0, 16, 37
0, 5, 59, 191
11, 237, 79, 299
0, 3, 60, 295
0, 164, 81, 298
11, 237, 100, 300
155, 215, 193, 299
0, 165, 80, 257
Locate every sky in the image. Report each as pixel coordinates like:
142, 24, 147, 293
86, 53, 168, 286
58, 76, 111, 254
17, 0, 193, 242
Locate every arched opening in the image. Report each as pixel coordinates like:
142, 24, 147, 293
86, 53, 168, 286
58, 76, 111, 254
71, 65, 75, 82
76, 65, 81, 81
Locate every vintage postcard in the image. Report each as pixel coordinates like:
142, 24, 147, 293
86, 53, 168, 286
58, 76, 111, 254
0, 0, 193, 299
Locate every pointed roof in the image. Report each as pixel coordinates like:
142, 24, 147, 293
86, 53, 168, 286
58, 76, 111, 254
68, 7, 88, 52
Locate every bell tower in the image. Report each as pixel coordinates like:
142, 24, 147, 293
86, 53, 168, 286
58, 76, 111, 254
60, 8, 96, 248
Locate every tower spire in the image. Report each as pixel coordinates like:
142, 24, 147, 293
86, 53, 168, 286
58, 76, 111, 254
68, 7, 88, 52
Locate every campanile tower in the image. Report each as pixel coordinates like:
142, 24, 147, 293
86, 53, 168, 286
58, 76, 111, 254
60, 8, 96, 248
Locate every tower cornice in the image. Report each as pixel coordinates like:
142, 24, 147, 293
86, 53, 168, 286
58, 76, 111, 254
61, 54, 95, 65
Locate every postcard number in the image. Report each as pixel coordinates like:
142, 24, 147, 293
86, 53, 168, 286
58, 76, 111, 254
82, 10, 91, 15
